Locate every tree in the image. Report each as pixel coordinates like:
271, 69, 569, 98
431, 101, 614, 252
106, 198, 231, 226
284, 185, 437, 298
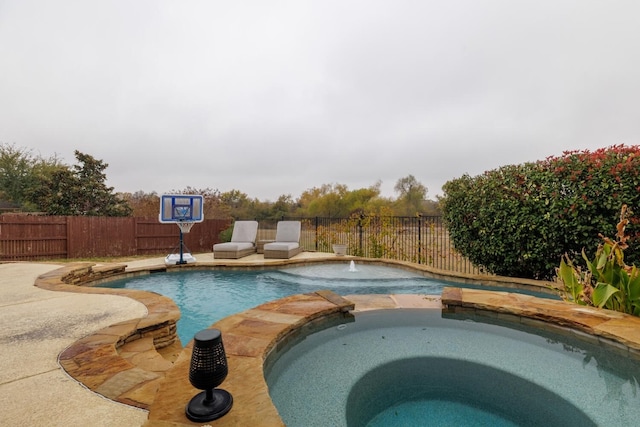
219, 189, 257, 220
343, 182, 382, 215
32, 150, 132, 216
394, 175, 427, 216
270, 194, 296, 219
0, 143, 34, 205
0, 143, 62, 210
296, 182, 389, 217
305, 184, 350, 217
122, 191, 160, 217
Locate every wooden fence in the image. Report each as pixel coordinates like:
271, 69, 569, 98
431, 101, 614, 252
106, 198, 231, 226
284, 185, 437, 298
0, 215, 230, 261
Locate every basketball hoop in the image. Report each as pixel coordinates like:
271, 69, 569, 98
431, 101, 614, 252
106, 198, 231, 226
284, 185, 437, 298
159, 194, 204, 265
177, 221, 195, 234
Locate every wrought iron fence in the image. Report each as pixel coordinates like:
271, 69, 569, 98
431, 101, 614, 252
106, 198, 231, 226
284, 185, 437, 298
255, 216, 482, 275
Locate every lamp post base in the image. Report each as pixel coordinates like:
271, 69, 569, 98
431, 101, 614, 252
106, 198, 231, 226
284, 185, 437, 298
185, 389, 233, 422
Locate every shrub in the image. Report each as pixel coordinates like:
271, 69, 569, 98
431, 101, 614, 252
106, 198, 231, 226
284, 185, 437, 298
440, 145, 640, 279
218, 226, 233, 243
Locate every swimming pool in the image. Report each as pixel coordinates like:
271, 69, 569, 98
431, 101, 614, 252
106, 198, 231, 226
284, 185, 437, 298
102, 262, 554, 344
265, 308, 640, 426
98, 261, 640, 425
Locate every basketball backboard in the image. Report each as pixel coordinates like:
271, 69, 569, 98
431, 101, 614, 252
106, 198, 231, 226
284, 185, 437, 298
159, 194, 204, 223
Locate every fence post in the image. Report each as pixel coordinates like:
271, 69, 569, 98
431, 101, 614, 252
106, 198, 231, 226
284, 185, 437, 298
315, 217, 319, 251
418, 214, 422, 264
358, 214, 364, 255
66, 216, 72, 259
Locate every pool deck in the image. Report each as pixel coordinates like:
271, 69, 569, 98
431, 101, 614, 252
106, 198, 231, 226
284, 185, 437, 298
3, 251, 640, 426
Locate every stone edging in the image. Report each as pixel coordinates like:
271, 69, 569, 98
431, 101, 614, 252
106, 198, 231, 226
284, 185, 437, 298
35, 263, 181, 409
145, 291, 357, 426
442, 286, 640, 358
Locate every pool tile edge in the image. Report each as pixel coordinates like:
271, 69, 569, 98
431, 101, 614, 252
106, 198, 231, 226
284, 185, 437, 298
442, 286, 640, 355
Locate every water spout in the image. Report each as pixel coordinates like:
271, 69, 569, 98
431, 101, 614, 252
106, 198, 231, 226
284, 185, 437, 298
348, 260, 358, 272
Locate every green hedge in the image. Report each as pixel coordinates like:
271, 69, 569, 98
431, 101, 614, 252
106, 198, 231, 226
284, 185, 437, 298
440, 145, 640, 280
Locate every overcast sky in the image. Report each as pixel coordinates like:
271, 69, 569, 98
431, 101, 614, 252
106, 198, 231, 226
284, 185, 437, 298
1, 1, 639, 201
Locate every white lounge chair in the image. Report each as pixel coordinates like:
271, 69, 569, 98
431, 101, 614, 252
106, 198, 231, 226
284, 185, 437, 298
263, 221, 303, 259
213, 220, 259, 259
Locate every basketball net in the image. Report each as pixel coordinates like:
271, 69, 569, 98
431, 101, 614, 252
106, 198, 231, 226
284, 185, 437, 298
177, 221, 195, 234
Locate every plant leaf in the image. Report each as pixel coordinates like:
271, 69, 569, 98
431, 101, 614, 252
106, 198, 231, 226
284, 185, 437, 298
558, 257, 582, 302
626, 267, 640, 302
593, 283, 620, 309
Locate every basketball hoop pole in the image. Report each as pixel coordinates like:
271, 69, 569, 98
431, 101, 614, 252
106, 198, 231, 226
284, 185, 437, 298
178, 225, 187, 265
176, 221, 195, 265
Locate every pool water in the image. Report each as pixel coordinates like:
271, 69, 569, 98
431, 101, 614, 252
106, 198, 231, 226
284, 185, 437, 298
103, 264, 449, 343
265, 309, 640, 427
102, 263, 554, 344
367, 400, 519, 427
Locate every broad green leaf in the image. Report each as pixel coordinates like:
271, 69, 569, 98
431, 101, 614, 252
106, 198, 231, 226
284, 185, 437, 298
627, 268, 640, 302
596, 250, 608, 270
618, 269, 630, 294
583, 249, 599, 277
558, 258, 582, 301
598, 257, 618, 285
593, 283, 620, 309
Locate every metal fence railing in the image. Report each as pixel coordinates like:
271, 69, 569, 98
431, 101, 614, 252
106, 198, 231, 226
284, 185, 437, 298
255, 216, 481, 275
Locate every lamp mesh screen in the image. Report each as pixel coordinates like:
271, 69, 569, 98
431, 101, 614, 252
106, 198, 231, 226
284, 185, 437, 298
189, 329, 228, 390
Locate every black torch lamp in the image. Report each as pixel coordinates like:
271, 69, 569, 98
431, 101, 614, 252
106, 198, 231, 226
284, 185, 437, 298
185, 328, 233, 422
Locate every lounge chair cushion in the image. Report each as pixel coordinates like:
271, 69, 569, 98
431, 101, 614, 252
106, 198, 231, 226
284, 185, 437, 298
213, 242, 255, 252
262, 242, 299, 252
230, 221, 258, 243
273, 221, 301, 242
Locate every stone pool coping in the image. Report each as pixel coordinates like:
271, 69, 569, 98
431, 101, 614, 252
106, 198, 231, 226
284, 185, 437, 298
442, 287, 640, 359
33, 255, 640, 426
